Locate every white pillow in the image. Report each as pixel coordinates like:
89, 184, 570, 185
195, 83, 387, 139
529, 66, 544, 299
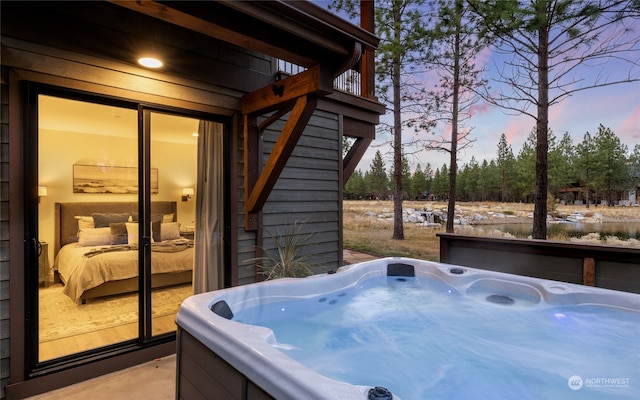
163, 213, 174, 223
161, 222, 181, 241
77, 227, 112, 247
126, 222, 140, 245
126, 222, 156, 244
75, 216, 94, 231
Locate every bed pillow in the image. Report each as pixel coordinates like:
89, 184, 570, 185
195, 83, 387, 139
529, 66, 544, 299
110, 222, 128, 245
125, 222, 157, 245
77, 227, 113, 247
93, 212, 131, 228
163, 213, 175, 223
125, 222, 140, 245
75, 216, 95, 231
160, 222, 181, 241
152, 220, 162, 243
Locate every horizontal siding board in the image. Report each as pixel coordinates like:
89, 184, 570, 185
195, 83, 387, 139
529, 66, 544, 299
262, 137, 339, 156
279, 157, 338, 170
263, 202, 339, 214
262, 211, 338, 225
277, 168, 337, 181
271, 180, 338, 193
262, 222, 337, 237
270, 187, 339, 198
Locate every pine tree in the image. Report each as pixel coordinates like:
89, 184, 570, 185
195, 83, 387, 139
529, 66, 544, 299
469, 0, 640, 238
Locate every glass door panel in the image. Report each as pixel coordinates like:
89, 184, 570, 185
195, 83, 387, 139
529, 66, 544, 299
149, 112, 199, 336
38, 95, 139, 361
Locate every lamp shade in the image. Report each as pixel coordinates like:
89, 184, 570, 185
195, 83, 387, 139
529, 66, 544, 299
38, 186, 48, 196
182, 188, 194, 196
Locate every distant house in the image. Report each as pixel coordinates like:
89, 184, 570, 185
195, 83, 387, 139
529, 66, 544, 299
1, 1, 383, 398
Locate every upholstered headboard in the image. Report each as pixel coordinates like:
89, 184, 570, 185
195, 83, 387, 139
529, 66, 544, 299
54, 202, 178, 256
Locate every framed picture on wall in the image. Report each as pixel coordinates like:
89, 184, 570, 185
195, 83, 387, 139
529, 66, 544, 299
73, 164, 159, 194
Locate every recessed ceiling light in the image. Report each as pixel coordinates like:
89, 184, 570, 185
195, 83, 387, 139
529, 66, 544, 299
138, 57, 163, 68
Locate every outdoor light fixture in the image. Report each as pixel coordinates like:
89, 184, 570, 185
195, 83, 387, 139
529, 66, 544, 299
138, 57, 163, 68
182, 188, 194, 202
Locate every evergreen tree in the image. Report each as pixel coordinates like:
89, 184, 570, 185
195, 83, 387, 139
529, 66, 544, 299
344, 169, 366, 199
514, 130, 536, 203
575, 132, 597, 207
410, 163, 428, 200
432, 164, 450, 199
332, 0, 431, 240
630, 145, 640, 205
401, 155, 412, 200
465, 157, 480, 201
496, 133, 516, 202
423, 0, 488, 232
549, 131, 575, 203
592, 125, 629, 205
470, 0, 640, 238
369, 150, 389, 199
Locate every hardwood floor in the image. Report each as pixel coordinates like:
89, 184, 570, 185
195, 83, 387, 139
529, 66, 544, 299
39, 310, 179, 361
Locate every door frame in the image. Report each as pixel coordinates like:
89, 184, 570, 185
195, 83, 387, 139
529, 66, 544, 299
7, 71, 234, 398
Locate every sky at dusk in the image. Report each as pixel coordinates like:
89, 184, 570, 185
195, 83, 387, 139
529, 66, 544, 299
317, 2, 640, 174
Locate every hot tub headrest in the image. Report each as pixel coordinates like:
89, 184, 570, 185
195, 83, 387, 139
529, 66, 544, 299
211, 300, 234, 320
387, 263, 415, 277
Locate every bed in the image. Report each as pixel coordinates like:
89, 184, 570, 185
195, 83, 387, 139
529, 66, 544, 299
53, 202, 193, 303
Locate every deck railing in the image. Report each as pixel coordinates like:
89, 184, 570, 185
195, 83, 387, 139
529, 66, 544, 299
277, 60, 362, 97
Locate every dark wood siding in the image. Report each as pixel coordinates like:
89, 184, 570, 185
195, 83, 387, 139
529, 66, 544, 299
261, 110, 341, 272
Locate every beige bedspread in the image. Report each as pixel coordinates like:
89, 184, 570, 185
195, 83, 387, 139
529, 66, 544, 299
55, 239, 194, 301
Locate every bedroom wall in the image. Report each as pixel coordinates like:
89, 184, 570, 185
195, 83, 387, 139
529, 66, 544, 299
38, 128, 197, 263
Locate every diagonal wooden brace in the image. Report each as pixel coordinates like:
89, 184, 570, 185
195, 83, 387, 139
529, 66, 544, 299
244, 95, 317, 230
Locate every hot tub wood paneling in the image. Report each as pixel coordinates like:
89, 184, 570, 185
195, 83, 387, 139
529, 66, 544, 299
438, 233, 640, 293
176, 329, 275, 400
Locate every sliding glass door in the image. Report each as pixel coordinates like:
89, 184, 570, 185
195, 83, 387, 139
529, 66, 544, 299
31, 88, 226, 366
37, 95, 141, 361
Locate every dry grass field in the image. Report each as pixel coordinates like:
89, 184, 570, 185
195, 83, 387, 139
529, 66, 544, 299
343, 200, 640, 261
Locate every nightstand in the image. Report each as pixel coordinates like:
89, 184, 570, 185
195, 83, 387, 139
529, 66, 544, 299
38, 241, 50, 286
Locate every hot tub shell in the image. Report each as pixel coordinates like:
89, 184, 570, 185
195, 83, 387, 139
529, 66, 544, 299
175, 257, 640, 400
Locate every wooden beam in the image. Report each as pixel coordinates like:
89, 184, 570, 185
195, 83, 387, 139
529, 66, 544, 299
245, 95, 317, 216
343, 136, 373, 183
360, 0, 376, 100
242, 64, 333, 115
107, 0, 320, 67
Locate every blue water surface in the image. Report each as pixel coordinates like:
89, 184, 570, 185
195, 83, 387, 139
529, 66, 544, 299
234, 276, 640, 399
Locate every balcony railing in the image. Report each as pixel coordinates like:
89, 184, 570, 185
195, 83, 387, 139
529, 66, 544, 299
277, 60, 362, 97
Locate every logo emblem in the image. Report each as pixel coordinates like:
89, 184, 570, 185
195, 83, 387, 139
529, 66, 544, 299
568, 375, 583, 390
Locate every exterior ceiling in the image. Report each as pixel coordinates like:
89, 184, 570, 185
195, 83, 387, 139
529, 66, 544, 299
109, 0, 379, 72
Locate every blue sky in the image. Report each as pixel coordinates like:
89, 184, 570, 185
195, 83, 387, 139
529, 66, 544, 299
317, 1, 640, 173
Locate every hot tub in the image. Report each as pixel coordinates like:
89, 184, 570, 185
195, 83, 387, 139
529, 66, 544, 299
175, 257, 640, 399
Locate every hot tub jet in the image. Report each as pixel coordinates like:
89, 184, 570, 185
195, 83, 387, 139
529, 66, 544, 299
486, 294, 515, 305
